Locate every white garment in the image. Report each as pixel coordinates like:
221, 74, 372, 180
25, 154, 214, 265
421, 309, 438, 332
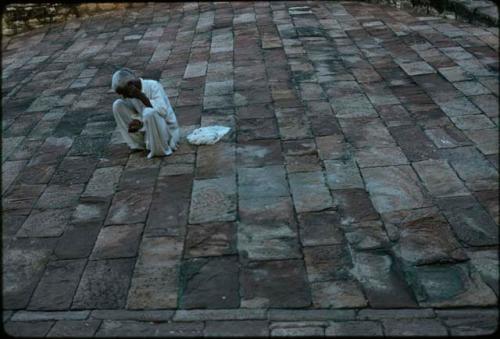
187, 126, 231, 145
112, 78, 180, 158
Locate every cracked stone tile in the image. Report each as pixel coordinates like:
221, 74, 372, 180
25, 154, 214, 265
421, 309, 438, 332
439, 146, 498, 191
185, 222, 236, 258
324, 159, 364, 190
289, 171, 333, 213
412, 159, 469, 197
362, 165, 431, 214
304, 244, 353, 282
411, 262, 497, 308
179, 256, 239, 309
350, 251, 418, 308
241, 260, 311, 308
90, 224, 143, 260
28, 259, 86, 310
297, 211, 344, 246
463, 128, 499, 155
437, 195, 498, 246
311, 279, 368, 308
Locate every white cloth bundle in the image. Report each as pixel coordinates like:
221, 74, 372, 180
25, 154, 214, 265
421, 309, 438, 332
187, 126, 231, 145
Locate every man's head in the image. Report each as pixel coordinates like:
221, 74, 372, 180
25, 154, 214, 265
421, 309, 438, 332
111, 68, 141, 98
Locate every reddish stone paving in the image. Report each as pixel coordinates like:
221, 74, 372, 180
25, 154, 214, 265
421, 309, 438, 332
2, 1, 499, 336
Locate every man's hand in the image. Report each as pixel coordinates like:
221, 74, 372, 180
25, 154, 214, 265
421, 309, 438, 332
128, 119, 143, 133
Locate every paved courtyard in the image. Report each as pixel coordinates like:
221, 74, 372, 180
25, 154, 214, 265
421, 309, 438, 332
2, 1, 499, 337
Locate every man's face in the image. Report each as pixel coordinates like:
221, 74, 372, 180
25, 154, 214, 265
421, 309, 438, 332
116, 80, 141, 98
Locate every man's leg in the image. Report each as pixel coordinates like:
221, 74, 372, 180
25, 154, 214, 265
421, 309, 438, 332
112, 99, 146, 150
142, 109, 173, 158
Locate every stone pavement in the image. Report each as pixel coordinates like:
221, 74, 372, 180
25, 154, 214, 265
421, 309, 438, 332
2, 1, 499, 337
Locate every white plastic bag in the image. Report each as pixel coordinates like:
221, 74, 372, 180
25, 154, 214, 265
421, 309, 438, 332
187, 126, 231, 145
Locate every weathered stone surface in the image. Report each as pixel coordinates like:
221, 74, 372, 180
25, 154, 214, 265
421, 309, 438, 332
304, 244, 352, 282
382, 319, 447, 336
362, 165, 430, 213
145, 174, 191, 237
343, 221, 390, 251
439, 146, 498, 191
382, 208, 468, 265
411, 263, 497, 307
28, 259, 86, 310
17, 208, 72, 237
50, 156, 98, 185
464, 128, 499, 155
424, 125, 471, 149
289, 171, 333, 213
473, 189, 499, 224
81, 166, 122, 199
389, 125, 439, 161
4, 321, 55, 337
54, 223, 101, 259
311, 279, 368, 308
326, 321, 383, 336
185, 222, 237, 258
47, 320, 101, 337
238, 222, 301, 261
237, 118, 280, 142
297, 211, 344, 246
241, 260, 311, 308
324, 159, 364, 190
315, 135, 348, 160
237, 139, 283, 167
96, 320, 204, 337
437, 195, 498, 246
72, 258, 135, 309
105, 188, 153, 225
196, 142, 235, 179
10, 310, 90, 321
271, 326, 324, 336
350, 251, 418, 308
204, 320, 269, 337
357, 308, 435, 320
90, 224, 143, 260
398, 61, 436, 75
436, 309, 499, 336
189, 175, 237, 224
2, 160, 27, 194
173, 309, 267, 321
3, 184, 46, 210
72, 199, 109, 224
333, 189, 379, 224
35, 184, 84, 209
412, 159, 468, 197
238, 165, 288, 199
466, 249, 499, 295
3, 242, 53, 309
90, 310, 174, 321
339, 118, 395, 148
179, 256, 239, 309
239, 195, 295, 226
354, 146, 408, 168
268, 309, 355, 321
127, 237, 182, 309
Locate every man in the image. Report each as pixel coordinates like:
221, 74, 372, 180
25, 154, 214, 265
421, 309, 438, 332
111, 68, 180, 158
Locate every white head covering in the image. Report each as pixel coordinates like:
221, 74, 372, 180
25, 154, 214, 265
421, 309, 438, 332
111, 68, 137, 92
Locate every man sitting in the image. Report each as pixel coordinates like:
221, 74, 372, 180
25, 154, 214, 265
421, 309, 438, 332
111, 68, 180, 158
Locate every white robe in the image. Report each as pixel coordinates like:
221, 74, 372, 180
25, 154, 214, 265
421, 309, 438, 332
112, 78, 180, 158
